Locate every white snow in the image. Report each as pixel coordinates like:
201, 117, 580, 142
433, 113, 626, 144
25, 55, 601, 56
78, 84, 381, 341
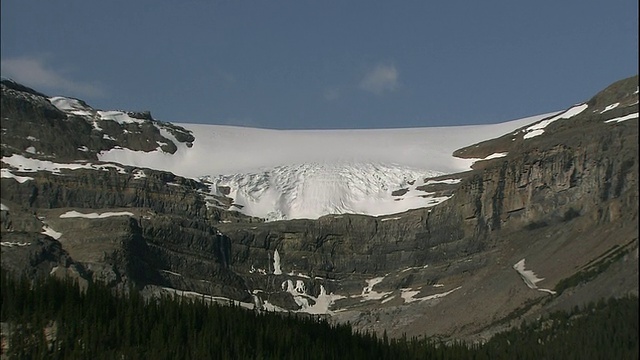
262, 300, 287, 312
78, 146, 89, 152
249, 265, 268, 275
157, 126, 183, 147
1, 241, 31, 247
400, 265, 426, 272
482, 152, 508, 160
51, 97, 153, 130
2, 154, 127, 174
604, 112, 639, 124
280, 280, 345, 314
400, 286, 461, 303
27, 136, 38, 142
59, 210, 134, 219
97, 110, 145, 125
133, 170, 147, 179
25, 146, 36, 154
0, 203, 9, 211
522, 104, 588, 139
207, 162, 444, 220
424, 178, 462, 185
41, 225, 62, 240
273, 249, 283, 275
305, 285, 346, 314
282, 280, 309, 308
380, 216, 402, 222
381, 296, 396, 304
400, 289, 422, 303
1, 168, 34, 183
287, 271, 311, 279
513, 259, 556, 295
600, 103, 619, 113
160, 269, 182, 277
98, 115, 546, 176
523, 129, 544, 139
359, 276, 392, 301
50, 97, 94, 117
93, 113, 549, 220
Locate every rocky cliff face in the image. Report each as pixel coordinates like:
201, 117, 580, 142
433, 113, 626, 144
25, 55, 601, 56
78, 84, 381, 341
1, 76, 637, 340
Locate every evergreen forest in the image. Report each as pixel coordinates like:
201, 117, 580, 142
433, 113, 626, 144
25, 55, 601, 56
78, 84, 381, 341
1, 270, 637, 359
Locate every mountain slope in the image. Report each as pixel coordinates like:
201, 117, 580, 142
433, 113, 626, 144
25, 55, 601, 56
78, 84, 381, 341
1, 75, 638, 341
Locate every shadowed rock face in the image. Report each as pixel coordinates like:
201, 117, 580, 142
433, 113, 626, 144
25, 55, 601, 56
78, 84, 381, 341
1, 76, 638, 340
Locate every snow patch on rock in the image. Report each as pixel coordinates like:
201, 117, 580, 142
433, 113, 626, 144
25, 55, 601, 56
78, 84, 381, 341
523, 104, 587, 139
604, 112, 638, 124
1, 168, 34, 183
59, 210, 134, 219
513, 259, 556, 295
41, 225, 62, 240
273, 249, 283, 275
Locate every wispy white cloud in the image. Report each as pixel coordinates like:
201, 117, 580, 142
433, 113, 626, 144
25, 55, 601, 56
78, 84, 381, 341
0, 56, 104, 97
323, 87, 341, 101
359, 63, 398, 95
214, 67, 236, 84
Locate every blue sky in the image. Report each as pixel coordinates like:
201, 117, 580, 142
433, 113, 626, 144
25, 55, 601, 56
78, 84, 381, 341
1, 1, 637, 129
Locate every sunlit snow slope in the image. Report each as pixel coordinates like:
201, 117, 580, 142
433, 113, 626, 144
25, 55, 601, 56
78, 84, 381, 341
95, 113, 552, 221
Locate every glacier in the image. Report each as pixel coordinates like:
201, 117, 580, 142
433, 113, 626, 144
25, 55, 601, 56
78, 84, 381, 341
45, 99, 556, 220
97, 119, 548, 177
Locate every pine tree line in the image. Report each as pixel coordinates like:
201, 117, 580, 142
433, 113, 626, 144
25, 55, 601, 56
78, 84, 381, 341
1, 269, 637, 359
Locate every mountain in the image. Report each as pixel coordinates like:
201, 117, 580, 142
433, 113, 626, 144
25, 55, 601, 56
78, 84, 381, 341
1, 75, 638, 341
